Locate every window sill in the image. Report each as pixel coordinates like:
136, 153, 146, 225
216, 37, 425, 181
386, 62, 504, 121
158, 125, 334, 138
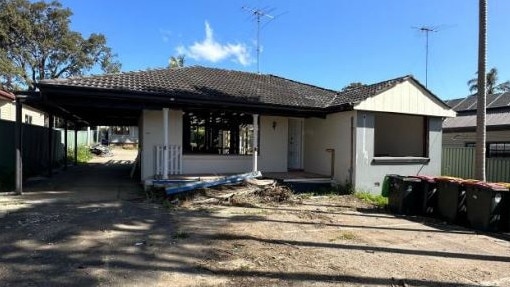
372, 157, 430, 165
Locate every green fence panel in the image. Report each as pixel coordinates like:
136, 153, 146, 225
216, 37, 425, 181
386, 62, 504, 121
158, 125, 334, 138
442, 147, 475, 179
0, 119, 63, 189
442, 147, 510, 182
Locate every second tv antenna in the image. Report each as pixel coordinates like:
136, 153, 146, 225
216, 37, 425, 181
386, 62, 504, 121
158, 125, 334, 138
413, 25, 443, 87
242, 6, 279, 74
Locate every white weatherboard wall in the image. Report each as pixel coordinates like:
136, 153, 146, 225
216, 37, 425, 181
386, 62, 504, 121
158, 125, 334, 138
354, 80, 456, 117
0, 101, 45, 126
141, 109, 182, 180
304, 111, 355, 184
355, 111, 443, 194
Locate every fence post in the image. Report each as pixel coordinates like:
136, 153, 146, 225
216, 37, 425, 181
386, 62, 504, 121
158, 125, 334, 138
74, 125, 78, 165
15, 97, 23, 195
48, 114, 54, 177
64, 119, 68, 170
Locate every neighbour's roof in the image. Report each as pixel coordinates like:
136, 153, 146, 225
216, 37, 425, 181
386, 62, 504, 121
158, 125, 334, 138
445, 92, 510, 111
0, 89, 15, 101
443, 109, 510, 130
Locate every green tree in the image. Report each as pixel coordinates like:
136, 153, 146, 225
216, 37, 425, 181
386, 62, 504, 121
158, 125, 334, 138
0, 0, 121, 91
341, 82, 365, 92
168, 55, 185, 68
467, 67, 510, 94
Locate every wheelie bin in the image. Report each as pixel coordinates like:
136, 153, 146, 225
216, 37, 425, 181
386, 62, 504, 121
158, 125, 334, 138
410, 175, 438, 216
435, 177, 469, 224
387, 175, 422, 215
464, 181, 509, 232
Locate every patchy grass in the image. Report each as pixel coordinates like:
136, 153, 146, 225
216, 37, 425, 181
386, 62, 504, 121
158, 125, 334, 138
67, 145, 93, 163
329, 231, 357, 241
354, 192, 388, 207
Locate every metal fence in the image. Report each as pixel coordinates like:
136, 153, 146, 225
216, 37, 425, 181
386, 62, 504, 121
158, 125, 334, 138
0, 119, 63, 189
442, 147, 510, 182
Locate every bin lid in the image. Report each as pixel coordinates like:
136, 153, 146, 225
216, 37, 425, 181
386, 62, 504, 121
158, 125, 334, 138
497, 182, 510, 189
410, 175, 435, 182
435, 176, 463, 182
466, 181, 509, 191
403, 177, 422, 182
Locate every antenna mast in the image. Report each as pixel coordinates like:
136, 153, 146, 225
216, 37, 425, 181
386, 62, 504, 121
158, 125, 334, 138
242, 6, 276, 74
414, 26, 440, 87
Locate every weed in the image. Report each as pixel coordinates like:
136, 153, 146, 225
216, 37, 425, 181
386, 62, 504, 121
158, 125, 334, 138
67, 145, 93, 163
329, 231, 357, 241
172, 230, 189, 239
354, 192, 388, 207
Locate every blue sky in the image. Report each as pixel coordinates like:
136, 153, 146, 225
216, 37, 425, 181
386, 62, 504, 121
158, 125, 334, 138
60, 0, 510, 100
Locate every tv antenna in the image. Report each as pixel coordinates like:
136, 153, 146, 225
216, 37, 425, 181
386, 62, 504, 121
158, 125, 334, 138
413, 26, 441, 87
242, 6, 279, 74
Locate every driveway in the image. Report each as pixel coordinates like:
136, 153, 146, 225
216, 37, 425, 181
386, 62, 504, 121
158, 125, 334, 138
2, 149, 510, 286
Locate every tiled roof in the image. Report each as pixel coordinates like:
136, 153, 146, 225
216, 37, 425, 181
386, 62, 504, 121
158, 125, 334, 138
445, 92, 510, 111
329, 75, 411, 106
0, 89, 15, 101
39, 66, 339, 109
38, 66, 416, 110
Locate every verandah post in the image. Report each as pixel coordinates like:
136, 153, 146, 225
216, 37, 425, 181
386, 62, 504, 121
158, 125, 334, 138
252, 114, 259, 172
163, 108, 169, 179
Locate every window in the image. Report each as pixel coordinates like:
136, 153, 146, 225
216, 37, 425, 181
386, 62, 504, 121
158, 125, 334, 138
464, 142, 510, 158
488, 142, 510, 157
112, 126, 130, 135
183, 111, 256, 155
24, 115, 32, 124
373, 113, 428, 157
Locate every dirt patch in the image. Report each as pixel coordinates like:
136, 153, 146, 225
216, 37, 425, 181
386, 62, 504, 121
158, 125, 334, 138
3, 179, 510, 286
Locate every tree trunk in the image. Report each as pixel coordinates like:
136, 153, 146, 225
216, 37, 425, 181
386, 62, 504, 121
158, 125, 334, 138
475, 0, 487, 181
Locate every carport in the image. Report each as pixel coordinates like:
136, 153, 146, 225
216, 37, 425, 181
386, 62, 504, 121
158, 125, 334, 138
13, 84, 148, 194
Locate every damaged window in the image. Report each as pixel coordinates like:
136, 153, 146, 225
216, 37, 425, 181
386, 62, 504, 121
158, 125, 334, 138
183, 111, 256, 155
373, 113, 428, 157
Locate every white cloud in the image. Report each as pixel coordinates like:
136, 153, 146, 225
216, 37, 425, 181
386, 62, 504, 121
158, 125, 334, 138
176, 21, 252, 66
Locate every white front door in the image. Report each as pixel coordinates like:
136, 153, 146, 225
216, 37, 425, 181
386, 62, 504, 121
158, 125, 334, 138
288, 119, 303, 170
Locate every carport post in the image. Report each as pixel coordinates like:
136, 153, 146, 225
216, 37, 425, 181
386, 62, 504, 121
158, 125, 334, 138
74, 125, 78, 166
252, 114, 259, 172
48, 114, 54, 177
64, 119, 68, 170
163, 108, 169, 179
14, 97, 23, 195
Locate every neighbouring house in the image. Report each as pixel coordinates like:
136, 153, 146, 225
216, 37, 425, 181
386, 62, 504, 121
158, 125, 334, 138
97, 126, 139, 146
34, 67, 455, 193
0, 89, 46, 126
443, 92, 510, 157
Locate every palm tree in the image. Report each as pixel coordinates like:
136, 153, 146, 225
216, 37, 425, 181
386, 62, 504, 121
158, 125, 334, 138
169, 55, 185, 68
475, 0, 487, 181
468, 67, 510, 94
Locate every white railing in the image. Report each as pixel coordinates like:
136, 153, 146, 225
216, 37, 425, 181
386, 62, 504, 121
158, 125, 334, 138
154, 145, 182, 178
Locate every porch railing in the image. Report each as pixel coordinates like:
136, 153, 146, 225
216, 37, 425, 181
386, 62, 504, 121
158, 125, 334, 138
154, 145, 182, 177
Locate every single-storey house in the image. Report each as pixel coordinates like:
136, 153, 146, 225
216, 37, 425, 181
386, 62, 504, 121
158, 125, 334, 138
443, 92, 510, 157
34, 66, 455, 193
1, 89, 46, 126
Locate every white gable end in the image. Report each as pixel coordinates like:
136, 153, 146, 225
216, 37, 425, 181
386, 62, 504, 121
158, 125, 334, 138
353, 80, 456, 117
